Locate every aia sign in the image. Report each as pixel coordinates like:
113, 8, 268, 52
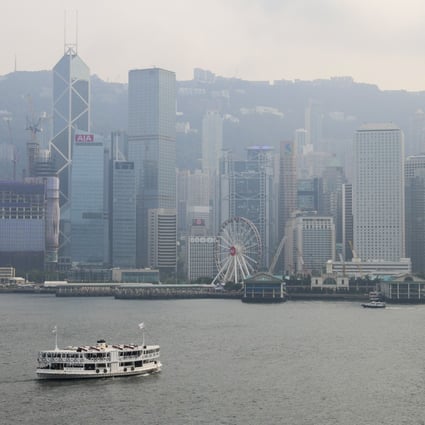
75, 134, 94, 143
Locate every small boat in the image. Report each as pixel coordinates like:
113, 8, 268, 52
361, 301, 386, 309
36, 323, 161, 379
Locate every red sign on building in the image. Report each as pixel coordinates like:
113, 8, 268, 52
75, 134, 94, 143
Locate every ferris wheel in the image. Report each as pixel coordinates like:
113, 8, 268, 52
212, 216, 262, 285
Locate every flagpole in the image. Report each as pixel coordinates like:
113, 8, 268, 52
53, 325, 58, 351
139, 322, 145, 346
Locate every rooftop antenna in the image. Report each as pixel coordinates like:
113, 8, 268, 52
64, 10, 78, 55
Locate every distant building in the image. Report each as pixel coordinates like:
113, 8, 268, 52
285, 212, 335, 275
50, 45, 90, 263
111, 161, 136, 268
112, 268, 159, 284
342, 183, 353, 261
70, 132, 107, 264
220, 146, 276, 267
128, 68, 176, 267
353, 123, 405, 261
148, 208, 177, 272
0, 180, 59, 271
405, 154, 425, 273
187, 219, 216, 282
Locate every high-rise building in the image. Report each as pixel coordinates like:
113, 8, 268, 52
220, 146, 275, 267
202, 110, 223, 174
50, 45, 90, 262
353, 123, 405, 261
187, 219, 216, 282
342, 183, 353, 261
70, 132, 107, 264
0, 180, 59, 272
128, 68, 176, 269
320, 161, 347, 248
111, 161, 136, 268
405, 154, 425, 273
148, 209, 177, 271
279, 141, 297, 238
305, 99, 323, 148
284, 212, 335, 275
278, 141, 297, 273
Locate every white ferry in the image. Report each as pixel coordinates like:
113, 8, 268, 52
36, 324, 161, 379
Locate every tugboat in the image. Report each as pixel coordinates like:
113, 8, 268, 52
36, 323, 161, 379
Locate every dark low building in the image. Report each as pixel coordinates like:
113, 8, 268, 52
242, 272, 286, 303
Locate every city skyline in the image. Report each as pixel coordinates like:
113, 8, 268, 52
2, 0, 425, 91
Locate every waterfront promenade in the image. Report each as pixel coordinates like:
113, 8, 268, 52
0, 283, 370, 301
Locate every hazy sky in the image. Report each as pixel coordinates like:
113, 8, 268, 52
2, 0, 425, 91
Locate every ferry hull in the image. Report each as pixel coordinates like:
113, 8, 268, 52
37, 362, 161, 380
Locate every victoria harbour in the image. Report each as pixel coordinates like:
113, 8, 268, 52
1, 294, 425, 425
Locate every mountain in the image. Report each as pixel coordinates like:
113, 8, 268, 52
1, 70, 425, 177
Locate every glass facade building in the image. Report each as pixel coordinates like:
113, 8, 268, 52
70, 133, 106, 264
128, 68, 176, 268
50, 46, 90, 261
111, 161, 136, 268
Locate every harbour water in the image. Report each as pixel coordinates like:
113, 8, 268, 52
1, 293, 425, 425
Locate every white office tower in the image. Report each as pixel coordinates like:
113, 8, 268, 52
353, 123, 405, 261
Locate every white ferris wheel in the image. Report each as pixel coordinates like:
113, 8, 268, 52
212, 216, 262, 285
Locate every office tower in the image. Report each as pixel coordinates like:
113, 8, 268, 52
202, 110, 223, 174
0, 180, 58, 272
405, 154, 425, 273
128, 68, 176, 269
408, 110, 425, 156
278, 141, 297, 273
353, 123, 405, 261
148, 209, 177, 271
0, 144, 16, 180
187, 219, 216, 282
279, 141, 297, 238
320, 162, 347, 247
70, 132, 107, 264
50, 45, 90, 262
305, 99, 323, 148
342, 183, 353, 261
284, 212, 335, 275
220, 146, 275, 267
111, 161, 136, 268
297, 177, 322, 212
201, 110, 223, 235
177, 169, 211, 234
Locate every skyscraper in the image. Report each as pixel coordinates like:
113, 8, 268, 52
353, 123, 405, 261
111, 161, 136, 268
70, 132, 107, 264
128, 68, 176, 269
202, 110, 223, 174
220, 146, 275, 267
405, 154, 425, 273
50, 45, 90, 262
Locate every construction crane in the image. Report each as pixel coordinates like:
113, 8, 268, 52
268, 236, 286, 274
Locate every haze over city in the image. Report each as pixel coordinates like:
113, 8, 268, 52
2, 0, 425, 90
